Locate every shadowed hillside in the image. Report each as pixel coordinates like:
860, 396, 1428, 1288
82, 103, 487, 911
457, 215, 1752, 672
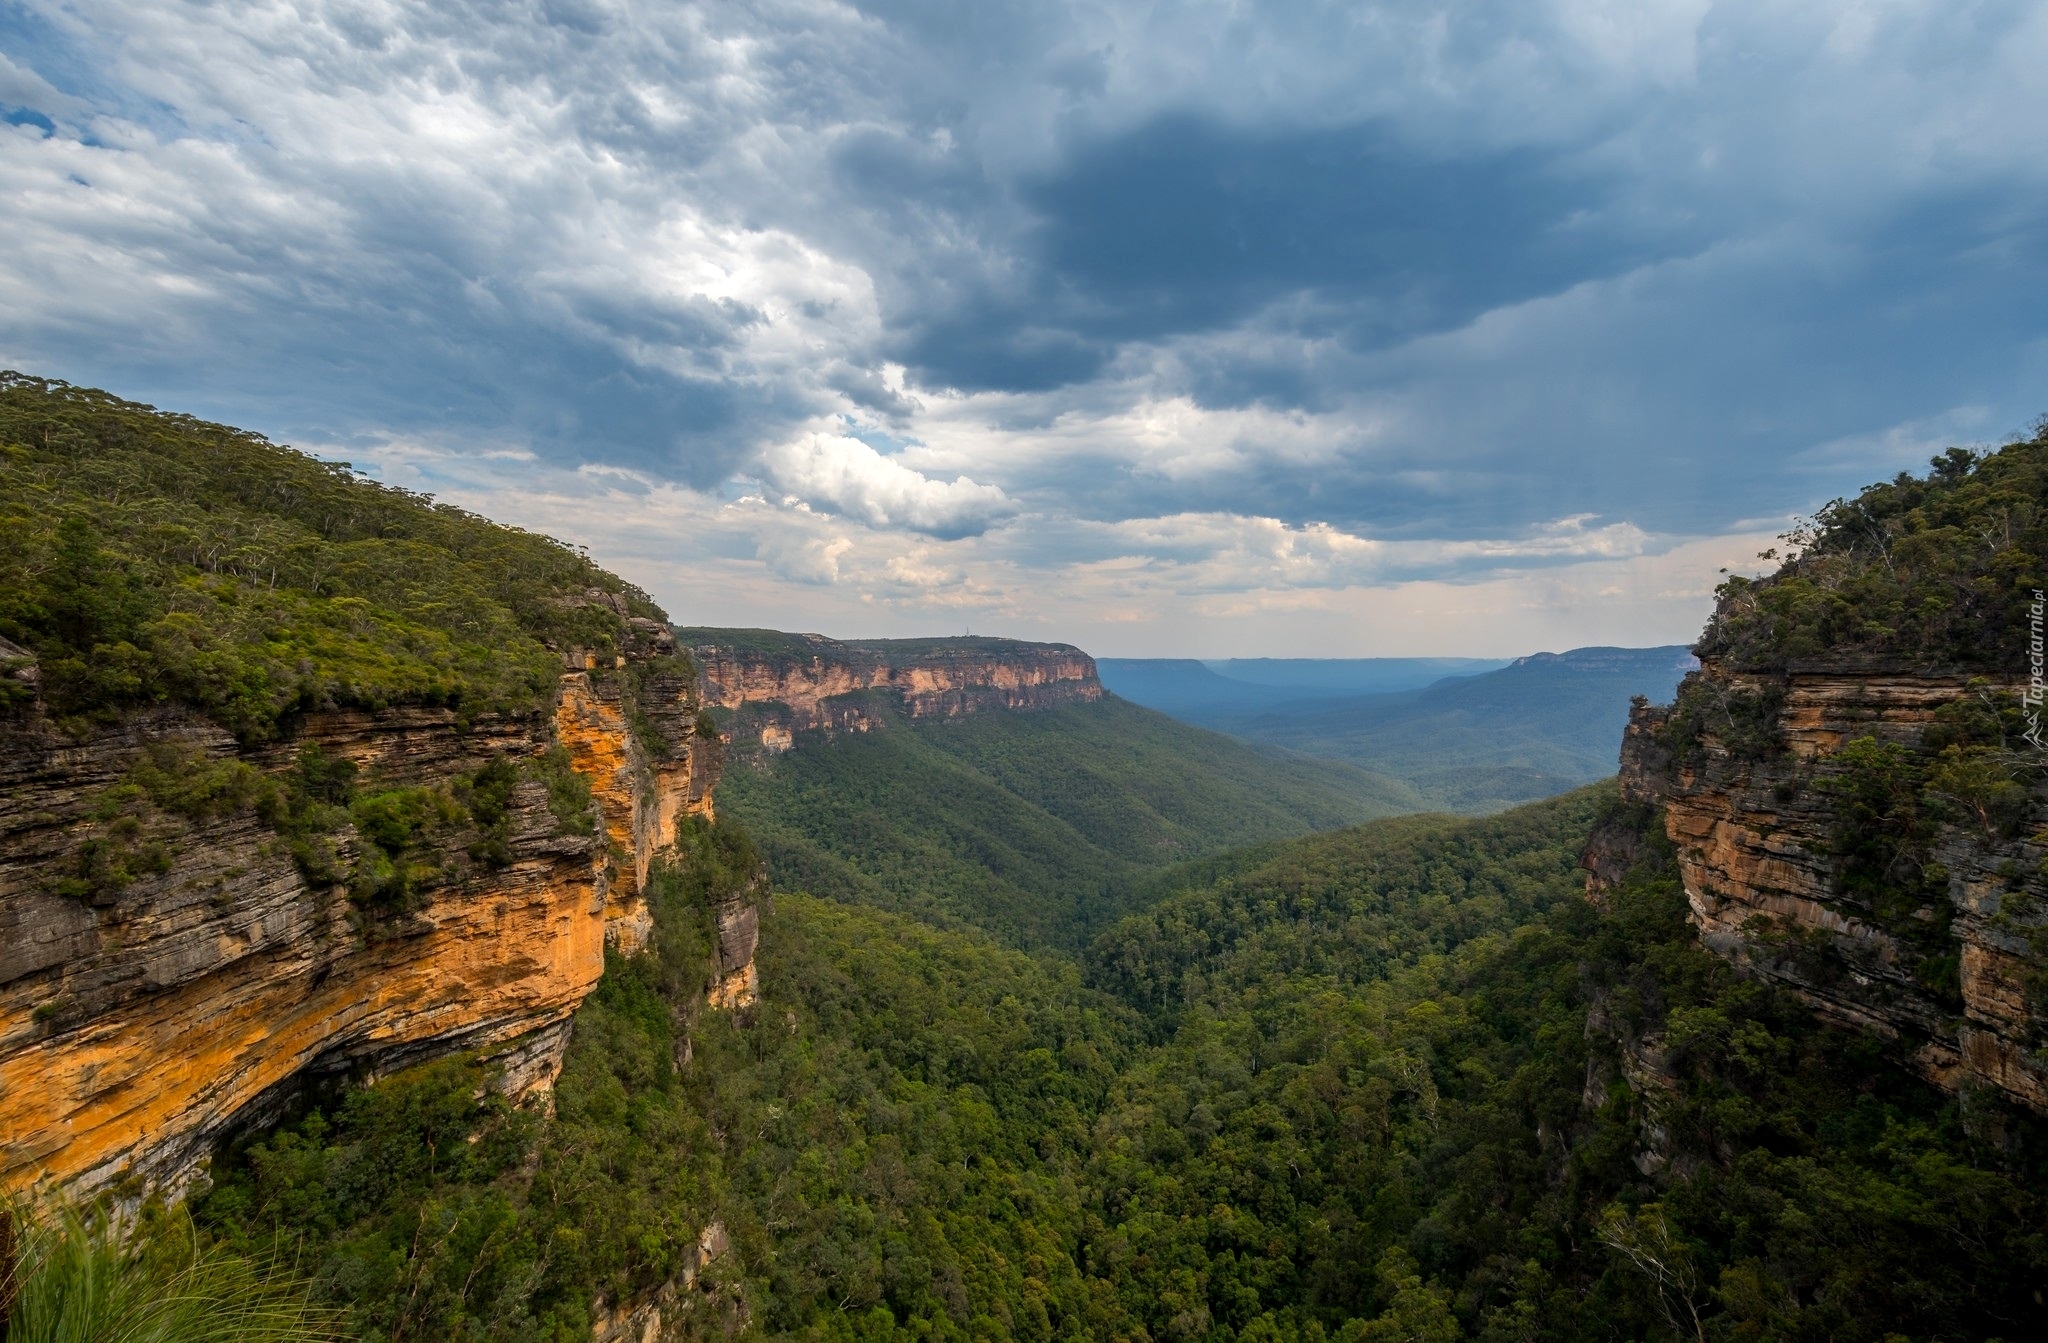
711, 693, 1425, 949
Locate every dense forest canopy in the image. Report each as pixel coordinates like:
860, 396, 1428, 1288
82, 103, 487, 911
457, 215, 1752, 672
713, 696, 1421, 951
1700, 428, 2048, 671
195, 792, 2048, 1342
0, 373, 658, 738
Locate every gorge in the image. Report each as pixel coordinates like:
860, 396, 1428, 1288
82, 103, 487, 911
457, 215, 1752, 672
2, 380, 2044, 1342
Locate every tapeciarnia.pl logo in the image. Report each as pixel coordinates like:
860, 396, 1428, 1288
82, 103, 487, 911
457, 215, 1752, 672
2027, 588, 2046, 750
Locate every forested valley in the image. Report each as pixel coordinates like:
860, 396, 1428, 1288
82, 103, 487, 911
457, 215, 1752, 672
181, 782, 2046, 1342
4, 380, 2045, 1342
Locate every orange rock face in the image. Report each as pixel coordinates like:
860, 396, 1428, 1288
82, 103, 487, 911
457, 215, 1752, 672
1, 631, 730, 1197
1616, 661, 2048, 1112
689, 632, 1102, 755
554, 660, 718, 955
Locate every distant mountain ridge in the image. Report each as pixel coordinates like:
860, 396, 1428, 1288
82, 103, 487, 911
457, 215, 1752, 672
1205, 656, 1510, 693
1118, 644, 1697, 813
1097, 655, 1505, 716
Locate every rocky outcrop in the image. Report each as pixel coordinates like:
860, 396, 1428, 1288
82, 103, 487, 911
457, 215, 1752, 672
706, 886, 761, 1011
683, 630, 1102, 755
1611, 661, 2048, 1112
555, 629, 720, 954
0, 615, 735, 1197
591, 1219, 741, 1342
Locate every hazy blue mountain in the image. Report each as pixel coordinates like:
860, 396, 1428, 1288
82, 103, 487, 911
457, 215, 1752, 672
1094, 658, 1275, 714
1204, 656, 1508, 694
1155, 645, 1697, 813
1096, 655, 1503, 716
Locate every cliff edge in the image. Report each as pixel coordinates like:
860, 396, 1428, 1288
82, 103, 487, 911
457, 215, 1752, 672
1596, 432, 2048, 1112
0, 378, 747, 1197
682, 629, 1103, 755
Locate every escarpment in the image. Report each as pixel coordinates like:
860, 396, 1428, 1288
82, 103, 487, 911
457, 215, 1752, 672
1611, 665, 2048, 1111
554, 607, 722, 954
1589, 431, 2048, 1114
682, 629, 1102, 755
0, 611, 736, 1197
0, 377, 771, 1198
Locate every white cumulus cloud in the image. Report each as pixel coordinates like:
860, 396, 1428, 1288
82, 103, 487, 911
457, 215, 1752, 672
758, 432, 1017, 539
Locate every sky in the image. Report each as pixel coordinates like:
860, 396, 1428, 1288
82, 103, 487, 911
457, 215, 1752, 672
2, 0, 2045, 656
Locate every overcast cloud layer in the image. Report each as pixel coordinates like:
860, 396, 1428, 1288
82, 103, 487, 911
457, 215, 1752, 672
3, 0, 2045, 654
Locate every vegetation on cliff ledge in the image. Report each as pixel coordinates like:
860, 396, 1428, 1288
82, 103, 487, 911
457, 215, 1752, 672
0, 373, 660, 739
1699, 425, 2047, 672
2, 1197, 339, 1341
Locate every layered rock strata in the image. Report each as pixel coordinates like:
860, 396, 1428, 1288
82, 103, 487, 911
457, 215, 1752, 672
0, 616, 735, 1196
1612, 661, 2048, 1112
556, 623, 720, 953
683, 630, 1102, 756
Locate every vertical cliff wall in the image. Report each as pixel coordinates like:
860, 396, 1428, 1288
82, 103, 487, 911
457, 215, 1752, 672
1587, 433, 2048, 1115
1611, 662, 2047, 1112
555, 613, 722, 954
0, 613, 738, 1197
682, 630, 1103, 756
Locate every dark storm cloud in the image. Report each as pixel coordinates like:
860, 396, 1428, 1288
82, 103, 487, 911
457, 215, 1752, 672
1028, 118, 1641, 347
990, 177, 2048, 542
883, 115, 1674, 398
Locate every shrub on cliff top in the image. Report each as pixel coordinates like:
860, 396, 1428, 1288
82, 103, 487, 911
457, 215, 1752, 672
1699, 426, 2048, 671
0, 373, 665, 739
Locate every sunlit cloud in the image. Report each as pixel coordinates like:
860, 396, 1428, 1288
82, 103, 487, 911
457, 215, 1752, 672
758, 432, 1016, 538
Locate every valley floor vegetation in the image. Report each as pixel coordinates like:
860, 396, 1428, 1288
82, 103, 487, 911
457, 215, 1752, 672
709, 694, 1417, 952
186, 793, 2047, 1342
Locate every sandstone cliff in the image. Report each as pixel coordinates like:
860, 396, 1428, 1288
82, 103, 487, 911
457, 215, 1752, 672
1609, 661, 2048, 1112
682, 630, 1103, 756
0, 606, 743, 1197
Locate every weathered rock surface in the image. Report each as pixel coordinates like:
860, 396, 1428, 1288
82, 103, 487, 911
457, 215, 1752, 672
555, 650, 719, 954
591, 1219, 740, 1342
1610, 660, 2048, 1111
0, 622, 735, 1196
685, 631, 1103, 756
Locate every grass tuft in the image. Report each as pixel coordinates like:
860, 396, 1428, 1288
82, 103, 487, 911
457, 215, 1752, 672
3, 1197, 341, 1343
